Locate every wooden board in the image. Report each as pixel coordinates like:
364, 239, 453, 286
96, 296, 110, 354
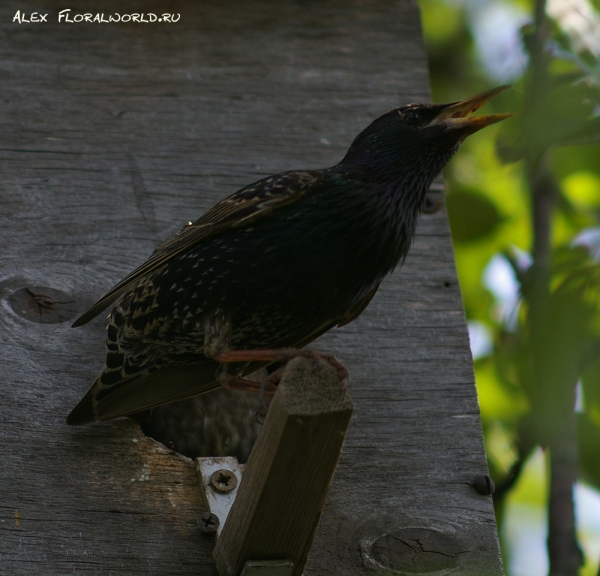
0, 0, 504, 574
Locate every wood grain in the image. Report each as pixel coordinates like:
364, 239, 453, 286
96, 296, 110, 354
214, 356, 354, 576
0, 0, 504, 574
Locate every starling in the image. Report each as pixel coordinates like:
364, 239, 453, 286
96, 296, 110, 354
137, 387, 262, 463
68, 86, 511, 426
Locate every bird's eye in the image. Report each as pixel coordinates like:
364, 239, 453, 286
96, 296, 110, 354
403, 110, 421, 124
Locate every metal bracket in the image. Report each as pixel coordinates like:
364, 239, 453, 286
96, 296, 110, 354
197, 457, 296, 575
196, 456, 244, 537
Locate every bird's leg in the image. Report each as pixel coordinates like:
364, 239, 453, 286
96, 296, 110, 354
203, 309, 271, 394
214, 348, 350, 389
203, 309, 349, 394
215, 367, 269, 394
264, 349, 349, 387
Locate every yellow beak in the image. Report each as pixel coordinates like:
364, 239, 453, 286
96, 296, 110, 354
428, 85, 514, 133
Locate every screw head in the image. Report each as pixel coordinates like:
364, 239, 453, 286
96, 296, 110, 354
473, 475, 495, 495
197, 512, 220, 533
210, 469, 238, 493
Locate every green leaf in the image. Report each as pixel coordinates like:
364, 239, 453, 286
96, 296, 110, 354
557, 116, 600, 146
551, 245, 590, 276
587, 62, 600, 87
521, 81, 598, 153
578, 413, 600, 490
581, 351, 600, 425
446, 190, 505, 243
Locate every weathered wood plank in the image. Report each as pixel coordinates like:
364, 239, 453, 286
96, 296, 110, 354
0, 0, 503, 574
214, 356, 354, 576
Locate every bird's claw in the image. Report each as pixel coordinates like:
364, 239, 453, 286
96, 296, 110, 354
277, 349, 350, 388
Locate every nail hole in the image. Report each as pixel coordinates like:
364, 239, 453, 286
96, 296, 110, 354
422, 194, 441, 214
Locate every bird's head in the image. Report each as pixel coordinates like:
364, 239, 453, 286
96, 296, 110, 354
341, 86, 513, 180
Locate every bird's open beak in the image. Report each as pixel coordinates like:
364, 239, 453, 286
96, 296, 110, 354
427, 85, 514, 134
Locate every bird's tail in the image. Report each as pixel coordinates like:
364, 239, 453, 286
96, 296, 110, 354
66, 361, 223, 426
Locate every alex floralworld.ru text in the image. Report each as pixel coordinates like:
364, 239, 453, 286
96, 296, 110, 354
13, 10, 181, 24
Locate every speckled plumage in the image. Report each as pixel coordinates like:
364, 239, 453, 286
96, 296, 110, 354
138, 387, 262, 463
68, 87, 511, 427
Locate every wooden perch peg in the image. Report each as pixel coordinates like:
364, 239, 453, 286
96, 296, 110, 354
213, 354, 354, 576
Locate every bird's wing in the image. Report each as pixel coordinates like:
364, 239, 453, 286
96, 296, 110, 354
67, 357, 274, 425
72, 170, 321, 327
336, 283, 380, 327
67, 361, 222, 425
